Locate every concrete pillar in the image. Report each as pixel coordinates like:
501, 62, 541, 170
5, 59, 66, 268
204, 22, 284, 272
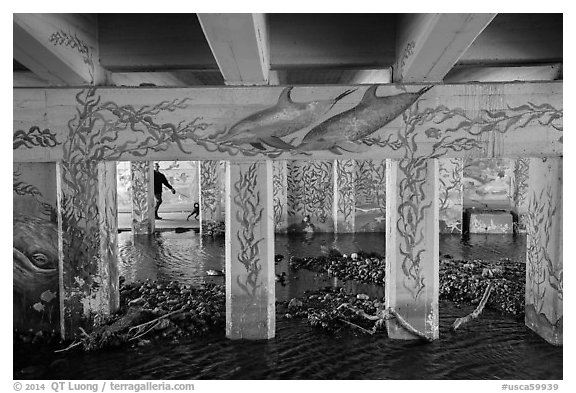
512, 157, 530, 233
525, 157, 562, 345
386, 158, 439, 340
439, 158, 463, 234
225, 161, 275, 339
130, 161, 155, 235
334, 159, 356, 233
57, 160, 119, 339
200, 160, 225, 231
13, 162, 59, 333
272, 160, 288, 233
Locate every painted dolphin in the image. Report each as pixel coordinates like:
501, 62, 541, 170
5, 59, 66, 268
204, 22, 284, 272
298, 85, 433, 154
219, 86, 356, 150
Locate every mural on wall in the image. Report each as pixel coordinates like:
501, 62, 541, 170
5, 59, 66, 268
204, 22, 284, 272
377, 98, 561, 302
463, 158, 514, 210
287, 160, 334, 232
439, 158, 463, 234
355, 159, 386, 232
201, 160, 224, 225
116, 162, 132, 212
13, 163, 59, 333
335, 159, 356, 232
512, 158, 530, 233
272, 161, 288, 233
130, 161, 152, 234
525, 158, 563, 344
13, 82, 563, 336
232, 163, 264, 297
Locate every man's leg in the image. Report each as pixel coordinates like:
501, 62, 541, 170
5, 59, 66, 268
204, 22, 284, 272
155, 193, 163, 219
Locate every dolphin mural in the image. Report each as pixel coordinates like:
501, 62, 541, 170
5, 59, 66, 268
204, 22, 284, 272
219, 86, 356, 150
298, 85, 433, 154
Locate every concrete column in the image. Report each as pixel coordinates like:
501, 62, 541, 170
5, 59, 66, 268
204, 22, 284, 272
512, 157, 530, 233
57, 160, 119, 339
225, 160, 275, 339
272, 160, 288, 233
130, 161, 155, 235
200, 160, 224, 231
13, 162, 59, 333
525, 157, 562, 345
386, 158, 439, 340
334, 159, 356, 233
439, 158, 463, 234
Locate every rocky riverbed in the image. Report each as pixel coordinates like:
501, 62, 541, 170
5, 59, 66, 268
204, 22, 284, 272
14, 253, 525, 351
289, 253, 525, 317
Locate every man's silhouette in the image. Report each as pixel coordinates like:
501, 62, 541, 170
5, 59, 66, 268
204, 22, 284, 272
154, 163, 175, 220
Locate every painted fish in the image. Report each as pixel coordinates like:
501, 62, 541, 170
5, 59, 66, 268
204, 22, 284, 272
298, 85, 433, 154
219, 86, 356, 150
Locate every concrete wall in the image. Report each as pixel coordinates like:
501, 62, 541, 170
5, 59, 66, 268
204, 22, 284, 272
13, 163, 60, 333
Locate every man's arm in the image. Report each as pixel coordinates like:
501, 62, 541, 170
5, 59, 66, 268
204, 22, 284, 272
161, 174, 176, 194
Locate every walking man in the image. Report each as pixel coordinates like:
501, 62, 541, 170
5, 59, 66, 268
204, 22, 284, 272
154, 163, 176, 220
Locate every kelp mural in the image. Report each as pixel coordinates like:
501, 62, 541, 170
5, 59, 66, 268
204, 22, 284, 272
525, 158, 563, 344
287, 160, 334, 232
232, 163, 264, 297
130, 161, 153, 234
335, 160, 356, 232
512, 158, 530, 233
228, 162, 274, 338
200, 160, 222, 224
13, 82, 562, 340
272, 161, 288, 233
439, 158, 463, 234
355, 160, 386, 232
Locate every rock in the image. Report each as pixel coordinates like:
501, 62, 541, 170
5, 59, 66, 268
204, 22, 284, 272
288, 298, 303, 309
128, 297, 146, 307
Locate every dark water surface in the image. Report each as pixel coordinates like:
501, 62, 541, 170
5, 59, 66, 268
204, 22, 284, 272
15, 232, 561, 380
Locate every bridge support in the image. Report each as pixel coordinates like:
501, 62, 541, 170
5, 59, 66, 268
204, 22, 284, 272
57, 160, 119, 339
130, 161, 155, 235
525, 157, 563, 345
272, 160, 288, 233
386, 158, 439, 340
225, 160, 275, 339
200, 160, 225, 233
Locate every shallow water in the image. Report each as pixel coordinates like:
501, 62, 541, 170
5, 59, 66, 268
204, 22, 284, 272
14, 231, 561, 380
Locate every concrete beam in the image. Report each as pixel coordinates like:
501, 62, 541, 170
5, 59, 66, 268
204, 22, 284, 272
110, 71, 203, 87
198, 13, 270, 85
14, 13, 107, 85
395, 13, 497, 82
444, 64, 563, 83
13, 82, 563, 163
225, 161, 275, 339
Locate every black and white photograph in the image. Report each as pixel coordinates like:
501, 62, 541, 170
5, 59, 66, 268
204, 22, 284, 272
9, 6, 568, 388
